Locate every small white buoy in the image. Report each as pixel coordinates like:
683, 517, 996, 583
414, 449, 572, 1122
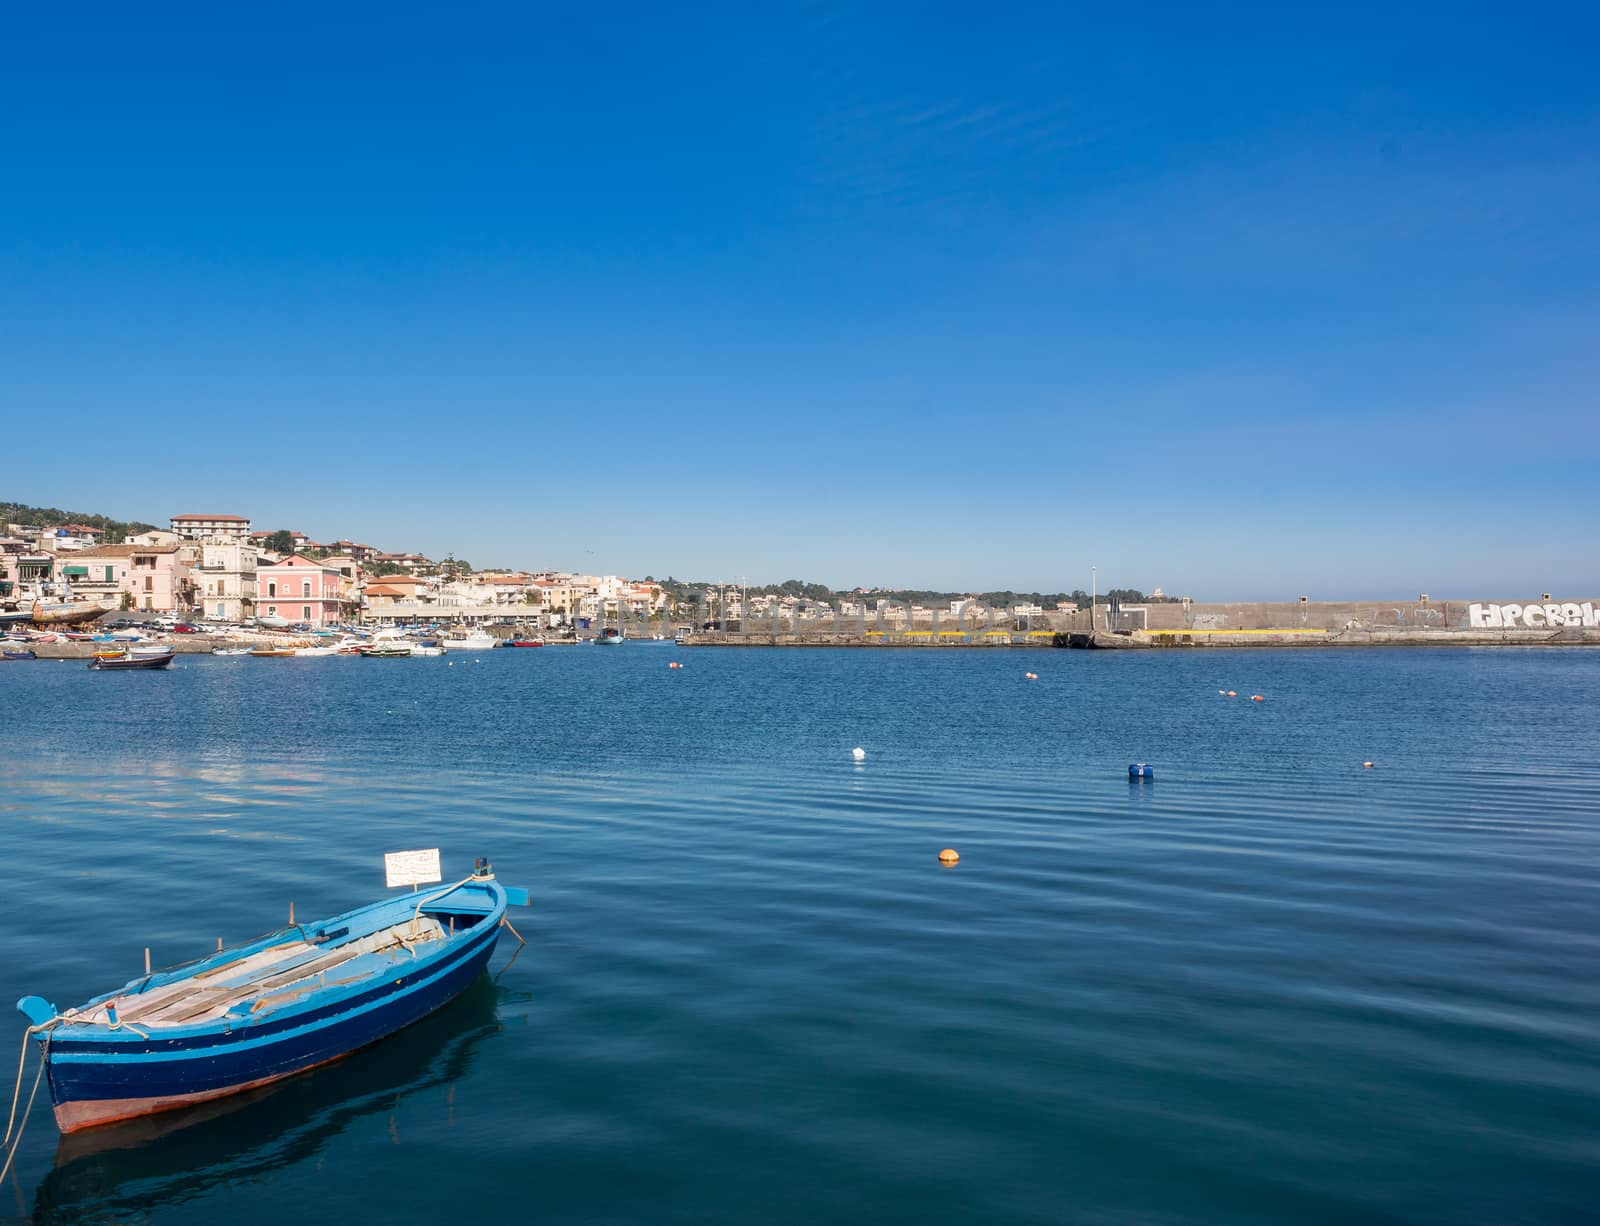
852, 747, 866, 761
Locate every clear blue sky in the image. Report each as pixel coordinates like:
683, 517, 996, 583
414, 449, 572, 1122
4, 3, 1597, 598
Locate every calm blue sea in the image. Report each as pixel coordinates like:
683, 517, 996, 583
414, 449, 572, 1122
2, 645, 1598, 1224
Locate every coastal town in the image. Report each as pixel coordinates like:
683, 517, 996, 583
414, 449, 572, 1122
0, 511, 673, 633
4, 510, 1596, 652
0, 508, 1098, 639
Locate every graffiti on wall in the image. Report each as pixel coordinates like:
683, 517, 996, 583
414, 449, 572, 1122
1468, 602, 1599, 629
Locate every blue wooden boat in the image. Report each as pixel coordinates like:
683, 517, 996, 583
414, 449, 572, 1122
594, 627, 624, 645
16, 859, 528, 1134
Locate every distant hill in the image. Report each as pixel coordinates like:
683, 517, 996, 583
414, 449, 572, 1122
653, 575, 1179, 608
0, 502, 158, 544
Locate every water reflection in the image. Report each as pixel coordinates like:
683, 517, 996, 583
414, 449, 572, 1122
31, 977, 506, 1224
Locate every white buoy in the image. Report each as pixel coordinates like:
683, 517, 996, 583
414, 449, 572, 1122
852, 747, 866, 761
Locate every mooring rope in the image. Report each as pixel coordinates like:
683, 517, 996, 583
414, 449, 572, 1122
0, 1026, 52, 1185
410, 873, 480, 936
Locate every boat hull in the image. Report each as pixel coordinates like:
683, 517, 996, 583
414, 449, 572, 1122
87, 652, 174, 670
30, 602, 115, 627
44, 916, 501, 1133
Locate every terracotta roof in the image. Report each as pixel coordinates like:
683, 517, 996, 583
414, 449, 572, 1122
172, 514, 250, 522
69, 544, 180, 558
260, 553, 335, 569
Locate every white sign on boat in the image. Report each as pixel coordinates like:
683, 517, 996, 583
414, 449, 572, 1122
384, 848, 442, 889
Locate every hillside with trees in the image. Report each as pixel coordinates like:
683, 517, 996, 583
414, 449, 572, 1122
0, 502, 158, 544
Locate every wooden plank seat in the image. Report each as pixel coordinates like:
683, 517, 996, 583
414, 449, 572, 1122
61, 939, 320, 1028
92, 919, 446, 1028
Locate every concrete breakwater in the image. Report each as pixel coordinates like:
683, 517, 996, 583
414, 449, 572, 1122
683, 596, 1600, 649
686, 630, 1058, 648
1070, 626, 1600, 649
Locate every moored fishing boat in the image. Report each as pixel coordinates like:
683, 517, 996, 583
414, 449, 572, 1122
358, 641, 412, 658
248, 646, 297, 658
210, 647, 251, 656
87, 648, 174, 670
594, 627, 624, 645
2, 648, 37, 661
14, 858, 529, 1134
506, 638, 544, 647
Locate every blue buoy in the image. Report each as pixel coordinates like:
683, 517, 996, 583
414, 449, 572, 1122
1128, 762, 1154, 779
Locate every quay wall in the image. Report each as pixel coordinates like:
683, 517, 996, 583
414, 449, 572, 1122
686, 596, 1600, 649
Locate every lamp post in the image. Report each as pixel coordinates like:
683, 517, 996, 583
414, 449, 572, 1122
1091, 565, 1096, 633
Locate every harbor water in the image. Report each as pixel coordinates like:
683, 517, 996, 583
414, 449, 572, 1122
2, 646, 1598, 1224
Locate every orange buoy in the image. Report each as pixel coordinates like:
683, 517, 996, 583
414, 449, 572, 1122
668, 661, 681, 669
1250, 694, 1264, 702
1025, 671, 1038, 680
1226, 690, 1237, 697
938, 848, 960, 865
1363, 761, 1374, 769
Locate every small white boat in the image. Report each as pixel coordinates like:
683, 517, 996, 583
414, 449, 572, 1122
440, 629, 497, 651
211, 647, 250, 656
409, 644, 445, 657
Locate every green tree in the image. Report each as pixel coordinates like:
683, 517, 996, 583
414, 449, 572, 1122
265, 529, 295, 554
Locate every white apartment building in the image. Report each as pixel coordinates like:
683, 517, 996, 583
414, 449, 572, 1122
171, 514, 253, 543
196, 540, 261, 621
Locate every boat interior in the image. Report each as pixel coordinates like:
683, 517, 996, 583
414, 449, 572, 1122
65, 898, 496, 1031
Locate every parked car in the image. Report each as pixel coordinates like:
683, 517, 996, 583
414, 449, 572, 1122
171, 623, 201, 634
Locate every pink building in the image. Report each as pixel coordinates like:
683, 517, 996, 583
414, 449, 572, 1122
62, 543, 198, 613
257, 554, 343, 626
